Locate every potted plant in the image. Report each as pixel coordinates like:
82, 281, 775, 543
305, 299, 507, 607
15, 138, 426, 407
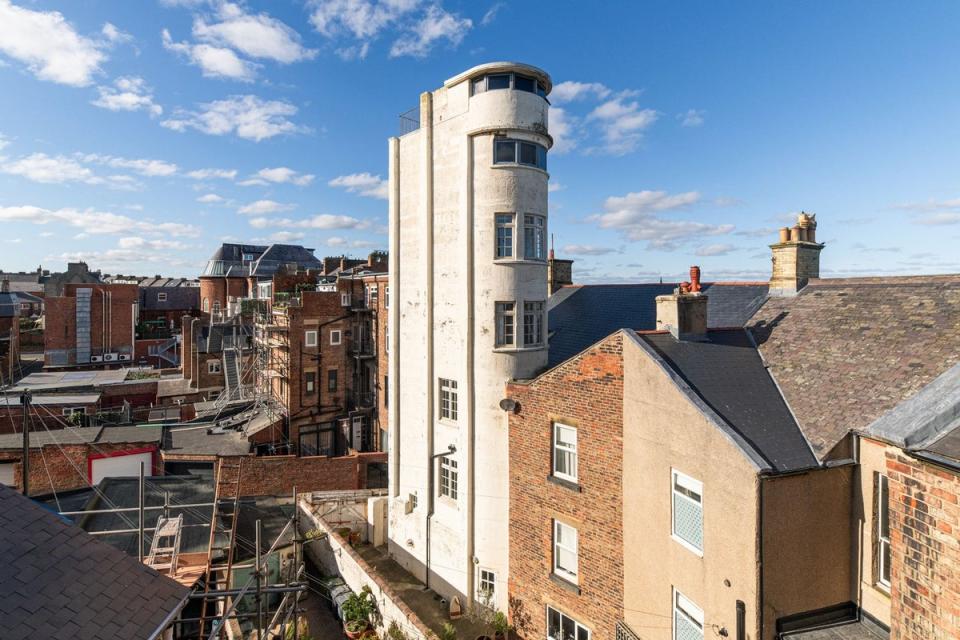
342, 587, 377, 639
492, 612, 511, 640
441, 622, 458, 640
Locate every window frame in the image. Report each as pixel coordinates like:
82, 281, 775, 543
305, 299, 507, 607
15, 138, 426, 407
493, 137, 548, 171
207, 360, 222, 374
673, 589, 704, 640
552, 422, 579, 483
478, 569, 496, 605
524, 214, 547, 261
877, 473, 892, 590
305, 371, 316, 394
495, 213, 515, 260
327, 369, 338, 392
546, 606, 590, 640
202, 298, 210, 313
330, 329, 342, 346
470, 72, 550, 102
439, 456, 459, 501
305, 330, 318, 347
523, 300, 545, 347
671, 469, 704, 556
495, 301, 516, 347
439, 378, 459, 422
385, 285, 390, 309
341, 292, 351, 307
157, 292, 167, 302
552, 519, 579, 584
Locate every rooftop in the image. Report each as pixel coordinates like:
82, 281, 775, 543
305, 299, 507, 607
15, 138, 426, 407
162, 424, 251, 458
8, 367, 131, 392
0, 424, 162, 450
0, 484, 189, 640
749, 274, 960, 459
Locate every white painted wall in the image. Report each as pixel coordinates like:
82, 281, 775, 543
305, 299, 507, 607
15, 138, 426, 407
389, 62, 552, 612
90, 451, 153, 486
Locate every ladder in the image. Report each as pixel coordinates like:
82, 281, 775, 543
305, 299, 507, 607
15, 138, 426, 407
198, 457, 244, 639
145, 514, 183, 574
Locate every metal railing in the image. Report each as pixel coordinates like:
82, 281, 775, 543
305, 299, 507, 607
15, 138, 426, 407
399, 106, 420, 135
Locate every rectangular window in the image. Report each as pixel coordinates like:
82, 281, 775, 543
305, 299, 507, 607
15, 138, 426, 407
212, 300, 221, 314
471, 76, 486, 95
439, 378, 458, 421
495, 213, 514, 259
328, 369, 338, 392
203, 298, 210, 313
672, 470, 704, 555
524, 214, 546, 260
478, 569, 496, 605
523, 301, 544, 346
519, 141, 538, 166
330, 329, 342, 345
384, 375, 389, 408
208, 360, 221, 374
385, 325, 390, 354
495, 302, 515, 347
157, 292, 167, 302
877, 474, 891, 589
440, 456, 458, 500
553, 520, 579, 584
487, 74, 511, 90
514, 74, 535, 93
495, 139, 517, 164
385, 286, 389, 309
547, 607, 590, 640
305, 330, 318, 347
673, 590, 704, 640
305, 372, 315, 394
553, 423, 578, 482
341, 293, 351, 307
61, 407, 86, 417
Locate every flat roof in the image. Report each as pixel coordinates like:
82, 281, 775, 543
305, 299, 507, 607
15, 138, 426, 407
0, 393, 101, 407
9, 368, 130, 392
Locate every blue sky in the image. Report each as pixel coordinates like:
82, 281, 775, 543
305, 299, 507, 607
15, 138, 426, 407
1, 1, 960, 281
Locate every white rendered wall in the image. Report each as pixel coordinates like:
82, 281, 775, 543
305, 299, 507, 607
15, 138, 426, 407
388, 63, 551, 612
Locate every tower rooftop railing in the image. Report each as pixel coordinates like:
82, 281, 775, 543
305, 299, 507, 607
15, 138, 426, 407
399, 107, 420, 135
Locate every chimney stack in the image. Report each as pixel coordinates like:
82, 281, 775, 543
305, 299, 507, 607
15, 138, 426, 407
769, 212, 824, 296
655, 266, 708, 341
547, 234, 574, 294
1, 278, 9, 293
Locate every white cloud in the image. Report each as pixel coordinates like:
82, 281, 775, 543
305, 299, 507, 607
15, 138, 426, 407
329, 172, 388, 199
892, 197, 960, 225
562, 244, 619, 256
0, 205, 200, 237
0, 1, 107, 86
335, 42, 371, 61
587, 96, 658, 155
238, 199, 295, 215
0, 132, 9, 151
481, 2, 504, 26
267, 231, 305, 242
101, 22, 133, 45
589, 190, 734, 250
309, 0, 421, 40
242, 166, 314, 186
548, 106, 577, 155
193, 2, 317, 64
678, 108, 705, 127
550, 81, 610, 104
0, 153, 138, 189
162, 28, 258, 81
197, 193, 224, 203
390, 5, 471, 58
249, 214, 366, 230
324, 235, 378, 248
548, 182, 564, 193
91, 76, 163, 116
162, 95, 304, 141
81, 153, 178, 177
694, 243, 736, 257
186, 167, 237, 180
118, 236, 190, 250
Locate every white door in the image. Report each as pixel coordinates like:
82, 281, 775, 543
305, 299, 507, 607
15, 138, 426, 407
90, 451, 153, 486
0, 462, 15, 487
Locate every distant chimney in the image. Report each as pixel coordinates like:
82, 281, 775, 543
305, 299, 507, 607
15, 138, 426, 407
547, 235, 574, 294
770, 212, 825, 296
655, 266, 708, 341
1, 279, 8, 293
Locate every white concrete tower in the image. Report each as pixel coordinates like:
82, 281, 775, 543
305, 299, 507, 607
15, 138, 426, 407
388, 62, 552, 611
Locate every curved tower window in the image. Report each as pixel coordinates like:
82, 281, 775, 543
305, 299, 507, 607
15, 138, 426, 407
493, 138, 547, 171
470, 72, 549, 101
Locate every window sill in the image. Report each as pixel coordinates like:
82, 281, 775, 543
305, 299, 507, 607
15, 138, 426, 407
438, 495, 459, 510
547, 475, 581, 493
493, 259, 549, 266
493, 345, 546, 354
873, 583, 891, 598
671, 533, 704, 558
438, 418, 459, 428
549, 573, 581, 595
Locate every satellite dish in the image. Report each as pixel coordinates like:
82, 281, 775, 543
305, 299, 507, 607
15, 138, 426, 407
499, 398, 517, 412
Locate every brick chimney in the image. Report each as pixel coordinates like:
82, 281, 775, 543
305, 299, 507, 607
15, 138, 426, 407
1, 278, 8, 293
655, 266, 708, 341
769, 212, 825, 296
547, 236, 574, 294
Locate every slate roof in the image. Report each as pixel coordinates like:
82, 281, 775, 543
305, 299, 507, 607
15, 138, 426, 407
781, 619, 888, 639
201, 243, 268, 277
0, 484, 189, 640
0, 425, 161, 450
139, 286, 200, 311
249, 244, 322, 277
749, 275, 960, 459
548, 282, 769, 368
638, 329, 818, 473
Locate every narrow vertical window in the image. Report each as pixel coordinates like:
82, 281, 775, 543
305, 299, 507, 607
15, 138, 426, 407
553, 423, 578, 482
495, 213, 514, 259
305, 372, 315, 393
305, 330, 318, 347
439, 456, 458, 500
385, 286, 390, 309
877, 473, 891, 589
384, 375, 389, 408
478, 569, 496, 605
328, 369, 338, 392
524, 214, 546, 260
674, 590, 704, 640
439, 378, 458, 421
330, 329, 342, 345
495, 302, 515, 347
672, 470, 704, 555
523, 301, 544, 346
553, 520, 579, 584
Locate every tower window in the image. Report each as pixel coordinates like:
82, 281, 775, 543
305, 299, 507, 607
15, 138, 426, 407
523, 301, 544, 346
495, 213, 514, 259
495, 302, 515, 347
524, 215, 546, 260
493, 138, 547, 171
487, 74, 511, 90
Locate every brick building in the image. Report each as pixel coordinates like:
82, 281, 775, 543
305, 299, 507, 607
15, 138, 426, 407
43, 282, 138, 368
0, 291, 21, 385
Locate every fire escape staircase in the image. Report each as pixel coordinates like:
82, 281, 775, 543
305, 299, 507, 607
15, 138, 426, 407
222, 348, 243, 401
198, 457, 244, 639
154, 336, 180, 366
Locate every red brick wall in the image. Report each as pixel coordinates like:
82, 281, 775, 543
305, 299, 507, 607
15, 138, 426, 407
224, 451, 387, 498
199, 277, 246, 314
507, 333, 624, 639
0, 403, 100, 434
0, 315, 18, 384
100, 380, 158, 409
885, 452, 960, 639
0, 442, 158, 496
44, 284, 137, 365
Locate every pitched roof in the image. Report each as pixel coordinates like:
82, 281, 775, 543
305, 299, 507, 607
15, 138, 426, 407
0, 485, 189, 640
0, 425, 162, 450
548, 282, 768, 368
638, 329, 818, 473
749, 275, 960, 459
249, 244, 322, 277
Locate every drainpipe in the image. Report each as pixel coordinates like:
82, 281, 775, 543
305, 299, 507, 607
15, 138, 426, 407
422, 90, 436, 589
465, 134, 476, 606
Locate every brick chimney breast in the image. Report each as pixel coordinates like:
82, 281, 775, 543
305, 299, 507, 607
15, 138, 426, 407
769, 212, 825, 296
656, 266, 708, 341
